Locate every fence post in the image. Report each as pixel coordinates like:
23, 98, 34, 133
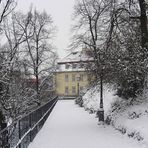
29, 114, 32, 142
0, 96, 57, 148
1, 123, 9, 148
18, 120, 21, 148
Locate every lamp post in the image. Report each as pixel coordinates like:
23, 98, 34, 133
76, 75, 83, 107
97, 70, 104, 122
76, 75, 80, 96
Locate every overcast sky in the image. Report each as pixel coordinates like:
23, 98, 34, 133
17, 0, 75, 58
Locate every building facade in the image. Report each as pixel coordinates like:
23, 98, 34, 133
54, 51, 93, 98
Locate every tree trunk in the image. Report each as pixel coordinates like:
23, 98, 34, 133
138, 0, 148, 48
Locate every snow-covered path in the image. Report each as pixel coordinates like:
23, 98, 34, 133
29, 100, 146, 148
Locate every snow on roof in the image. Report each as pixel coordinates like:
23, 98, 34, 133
56, 50, 94, 72
57, 50, 94, 64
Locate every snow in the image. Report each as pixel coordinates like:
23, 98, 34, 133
108, 100, 148, 143
82, 86, 148, 145
56, 50, 94, 72
83, 85, 115, 113
28, 100, 147, 148
56, 63, 86, 72
58, 51, 93, 64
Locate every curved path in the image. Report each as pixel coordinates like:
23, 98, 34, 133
29, 100, 146, 148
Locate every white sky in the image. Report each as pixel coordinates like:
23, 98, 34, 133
16, 0, 75, 58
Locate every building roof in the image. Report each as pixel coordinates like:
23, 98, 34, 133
56, 50, 94, 72
57, 50, 94, 64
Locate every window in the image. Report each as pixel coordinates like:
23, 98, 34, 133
83, 74, 87, 81
72, 74, 75, 82
72, 63, 77, 69
80, 63, 84, 68
76, 75, 80, 82
65, 87, 69, 95
85, 74, 89, 81
65, 74, 69, 82
80, 74, 84, 81
80, 86, 84, 92
72, 86, 76, 95
65, 64, 70, 69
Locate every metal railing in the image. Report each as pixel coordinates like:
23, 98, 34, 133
0, 97, 58, 148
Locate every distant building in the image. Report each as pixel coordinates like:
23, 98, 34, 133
54, 50, 94, 98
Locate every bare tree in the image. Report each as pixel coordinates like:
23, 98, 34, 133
0, 0, 16, 24
72, 0, 113, 121
17, 10, 57, 104
0, 0, 16, 129
127, 0, 148, 48
105, 0, 148, 99
0, 12, 34, 119
72, 0, 148, 121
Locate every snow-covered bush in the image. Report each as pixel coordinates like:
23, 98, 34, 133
82, 84, 148, 143
75, 96, 83, 107
106, 94, 148, 142
82, 85, 116, 114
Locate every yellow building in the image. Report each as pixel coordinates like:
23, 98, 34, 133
54, 51, 93, 98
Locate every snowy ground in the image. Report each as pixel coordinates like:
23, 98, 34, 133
82, 86, 148, 144
28, 100, 147, 148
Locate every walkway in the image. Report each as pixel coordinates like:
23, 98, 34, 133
28, 100, 146, 148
